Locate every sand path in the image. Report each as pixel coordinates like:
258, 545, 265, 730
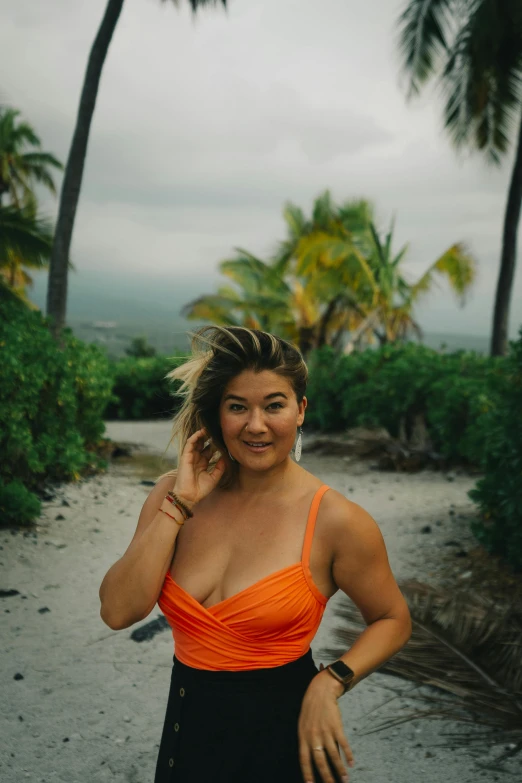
1, 421, 518, 782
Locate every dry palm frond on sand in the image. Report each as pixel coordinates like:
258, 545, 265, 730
321, 579, 522, 763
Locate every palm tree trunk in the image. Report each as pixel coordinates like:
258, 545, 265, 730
46, 0, 124, 340
298, 325, 315, 357
490, 108, 522, 357
317, 295, 341, 348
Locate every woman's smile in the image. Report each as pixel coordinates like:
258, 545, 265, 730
242, 440, 272, 453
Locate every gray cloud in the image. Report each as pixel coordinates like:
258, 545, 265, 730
1, 0, 521, 337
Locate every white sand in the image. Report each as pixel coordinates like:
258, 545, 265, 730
1, 420, 519, 782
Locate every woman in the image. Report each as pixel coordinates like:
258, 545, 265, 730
99, 325, 411, 783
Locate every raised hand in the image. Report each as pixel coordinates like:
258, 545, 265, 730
173, 428, 226, 508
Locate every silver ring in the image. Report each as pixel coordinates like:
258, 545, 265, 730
312, 746, 325, 751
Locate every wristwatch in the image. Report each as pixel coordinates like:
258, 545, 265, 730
325, 660, 356, 693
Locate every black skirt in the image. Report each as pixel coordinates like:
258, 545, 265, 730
153, 648, 342, 783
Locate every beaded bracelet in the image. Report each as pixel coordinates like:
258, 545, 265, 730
158, 506, 184, 526
163, 494, 189, 520
166, 490, 194, 519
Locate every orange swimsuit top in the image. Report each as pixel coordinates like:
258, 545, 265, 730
157, 484, 331, 671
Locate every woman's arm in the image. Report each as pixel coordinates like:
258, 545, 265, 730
98, 427, 226, 631
297, 493, 412, 783
321, 492, 412, 694
98, 475, 188, 630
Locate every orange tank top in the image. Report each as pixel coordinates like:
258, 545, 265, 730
157, 484, 331, 671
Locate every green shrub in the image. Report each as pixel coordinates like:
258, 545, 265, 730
0, 297, 114, 523
105, 354, 185, 420
306, 342, 507, 466
0, 479, 41, 526
468, 328, 522, 570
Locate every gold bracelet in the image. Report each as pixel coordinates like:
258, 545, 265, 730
158, 506, 184, 526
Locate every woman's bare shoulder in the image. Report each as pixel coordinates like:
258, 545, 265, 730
319, 486, 381, 544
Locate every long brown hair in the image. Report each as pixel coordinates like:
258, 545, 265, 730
156, 325, 308, 488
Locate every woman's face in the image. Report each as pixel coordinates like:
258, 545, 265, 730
218, 369, 306, 469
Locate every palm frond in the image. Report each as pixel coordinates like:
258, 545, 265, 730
321, 579, 522, 754
0, 205, 53, 264
166, 0, 226, 12
311, 190, 336, 229
441, 1, 522, 162
0, 106, 63, 205
397, 0, 455, 97
282, 202, 307, 242
410, 242, 477, 305
180, 293, 241, 325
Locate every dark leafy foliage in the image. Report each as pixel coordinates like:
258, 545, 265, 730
306, 342, 506, 465
0, 296, 113, 524
105, 354, 185, 420
469, 327, 522, 569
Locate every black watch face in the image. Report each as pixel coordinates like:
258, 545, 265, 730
330, 661, 354, 681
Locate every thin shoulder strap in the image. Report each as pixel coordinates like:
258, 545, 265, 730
301, 484, 330, 568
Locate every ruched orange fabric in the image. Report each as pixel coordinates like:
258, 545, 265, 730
157, 484, 331, 671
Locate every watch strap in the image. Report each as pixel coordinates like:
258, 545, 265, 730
326, 660, 355, 692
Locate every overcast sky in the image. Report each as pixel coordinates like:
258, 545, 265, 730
2, 0, 522, 337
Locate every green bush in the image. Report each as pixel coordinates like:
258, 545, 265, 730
0, 479, 41, 526
0, 297, 114, 524
468, 328, 522, 570
305, 342, 507, 466
105, 354, 185, 420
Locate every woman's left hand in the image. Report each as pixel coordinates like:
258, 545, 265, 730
297, 664, 354, 783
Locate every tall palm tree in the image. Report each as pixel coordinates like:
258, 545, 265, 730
46, 0, 227, 341
0, 108, 62, 208
0, 205, 54, 305
396, 0, 522, 356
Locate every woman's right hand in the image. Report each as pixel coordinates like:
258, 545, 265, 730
173, 428, 226, 509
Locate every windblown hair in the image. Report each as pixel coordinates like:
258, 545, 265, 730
157, 325, 308, 489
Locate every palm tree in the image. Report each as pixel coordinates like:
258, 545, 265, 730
0, 205, 54, 305
396, 0, 522, 356
182, 250, 295, 333
183, 192, 476, 355
275, 191, 375, 349
182, 249, 334, 355
182, 196, 378, 356
0, 107, 62, 208
46, 0, 227, 341
298, 216, 477, 350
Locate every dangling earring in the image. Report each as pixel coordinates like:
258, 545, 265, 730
227, 449, 236, 463
294, 427, 303, 463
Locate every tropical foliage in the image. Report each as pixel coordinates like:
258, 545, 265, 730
0, 107, 62, 304
469, 326, 522, 570
183, 191, 477, 355
397, 0, 522, 356
305, 340, 506, 466
105, 354, 185, 420
0, 296, 113, 525
0, 107, 62, 208
0, 205, 54, 305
